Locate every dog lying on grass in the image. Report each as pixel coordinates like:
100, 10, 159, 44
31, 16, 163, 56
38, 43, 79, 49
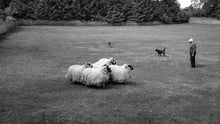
155, 47, 166, 56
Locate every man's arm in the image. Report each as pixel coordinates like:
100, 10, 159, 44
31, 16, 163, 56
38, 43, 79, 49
192, 44, 196, 56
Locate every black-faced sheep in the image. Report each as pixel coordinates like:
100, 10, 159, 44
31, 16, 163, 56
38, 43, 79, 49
109, 64, 134, 83
65, 62, 93, 83
81, 65, 111, 87
92, 57, 116, 68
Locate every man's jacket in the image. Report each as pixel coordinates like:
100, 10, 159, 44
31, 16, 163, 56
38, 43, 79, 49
189, 43, 196, 56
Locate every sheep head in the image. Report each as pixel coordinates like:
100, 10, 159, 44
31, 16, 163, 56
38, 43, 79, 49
103, 64, 111, 74
84, 62, 93, 68
109, 57, 116, 65
124, 64, 134, 70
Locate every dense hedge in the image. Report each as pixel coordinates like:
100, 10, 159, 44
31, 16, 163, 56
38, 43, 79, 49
3, 0, 190, 24
0, 16, 16, 34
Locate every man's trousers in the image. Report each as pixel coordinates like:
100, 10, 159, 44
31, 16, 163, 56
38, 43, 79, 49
190, 55, 196, 68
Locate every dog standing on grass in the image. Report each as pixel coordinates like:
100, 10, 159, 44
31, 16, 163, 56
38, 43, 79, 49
108, 42, 112, 48
155, 47, 166, 56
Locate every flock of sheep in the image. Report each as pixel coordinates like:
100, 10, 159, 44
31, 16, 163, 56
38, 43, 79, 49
65, 58, 134, 88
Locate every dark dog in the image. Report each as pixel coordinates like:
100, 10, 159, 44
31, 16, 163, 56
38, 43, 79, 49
155, 47, 166, 56
108, 42, 112, 48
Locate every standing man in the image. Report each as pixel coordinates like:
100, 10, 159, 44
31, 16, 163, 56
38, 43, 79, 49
188, 38, 196, 68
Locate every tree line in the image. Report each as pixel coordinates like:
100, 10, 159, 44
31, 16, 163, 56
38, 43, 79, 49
1, 0, 190, 24
184, 0, 220, 19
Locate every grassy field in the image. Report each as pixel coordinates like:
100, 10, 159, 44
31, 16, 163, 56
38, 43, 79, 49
0, 24, 220, 124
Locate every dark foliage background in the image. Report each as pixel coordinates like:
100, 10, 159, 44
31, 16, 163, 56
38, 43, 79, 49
1, 0, 190, 24
184, 0, 220, 19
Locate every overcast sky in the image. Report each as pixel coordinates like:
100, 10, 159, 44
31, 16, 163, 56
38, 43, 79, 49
178, 0, 191, 8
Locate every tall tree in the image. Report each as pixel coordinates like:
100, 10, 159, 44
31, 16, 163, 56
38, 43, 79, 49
202, 0, 220, 17
191, 0, 207, 8
0, 0, 12, 9
9, 0, 38, 19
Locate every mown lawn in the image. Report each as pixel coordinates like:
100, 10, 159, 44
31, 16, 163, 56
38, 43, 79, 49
0, 24, 220, 124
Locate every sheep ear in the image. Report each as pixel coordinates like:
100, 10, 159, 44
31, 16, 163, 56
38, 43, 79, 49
127, 64, 134, 70
110, 58, 116, 65
85, 62, 92, 68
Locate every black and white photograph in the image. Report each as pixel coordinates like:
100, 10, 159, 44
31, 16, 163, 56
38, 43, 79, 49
0, 0, 220, 123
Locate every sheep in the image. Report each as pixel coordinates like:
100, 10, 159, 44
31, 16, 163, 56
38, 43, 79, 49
109, 64, 134, 83
65, 62, 93, 83
81, 64, 111, 88
92, 57, 116, 68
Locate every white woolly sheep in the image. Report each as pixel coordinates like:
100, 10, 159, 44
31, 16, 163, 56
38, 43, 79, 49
109, 64, 134, 83
92, 57, 116, 68
81, 65, 111, 87
65, 62, 93, 83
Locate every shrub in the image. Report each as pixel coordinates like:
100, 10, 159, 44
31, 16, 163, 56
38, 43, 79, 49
217, 15, 220, 20
173, 11, 190, 23
0, 9, 7, 22
9, 0, 38, 19
0, 0, 12, 10
159, 14, 172, 24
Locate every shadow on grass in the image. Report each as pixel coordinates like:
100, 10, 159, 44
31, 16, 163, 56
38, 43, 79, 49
163, 55, 170, 57
107, 81, 139, 89
67, 80, 110, 90
108, 81, 137, 86
0, 27, 22, 43
66, 80, 138, 90
196, 64, 206, 68
154, 54, 170, 57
